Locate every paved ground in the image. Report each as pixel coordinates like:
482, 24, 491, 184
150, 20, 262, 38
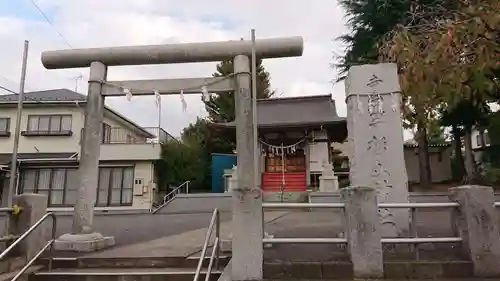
54, 212, 233, 246
53, 208, 468, 262
0, 211, 234, 249
61, 212, 288, 259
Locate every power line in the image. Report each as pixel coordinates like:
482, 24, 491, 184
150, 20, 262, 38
0, 85, 17, 95
1, 74, 34, 93
0, 83, 43, 104
29, 0, 73, 49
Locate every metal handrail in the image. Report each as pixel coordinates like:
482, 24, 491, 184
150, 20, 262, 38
261, 202, 500, 245
379, 202, 459, 208
11, 240, 53, 281
193, 209, 220, 281
262, 202, 463, 209
152, 181, 190, 214
204, 237, 219, 281
262, 202, 345, 208
263, 237, 347, 244
381, 237, 463, 244
0, 212, 57, 280
261, 202, 463, 246
0, 207, 15, 213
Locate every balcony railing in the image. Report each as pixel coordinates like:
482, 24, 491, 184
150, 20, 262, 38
80, 127, 174, 145
101, 127, 149, 144
143, 127, 176, 144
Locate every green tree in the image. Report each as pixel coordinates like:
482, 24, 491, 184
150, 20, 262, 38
425, 118, 447, 145
337, 0, 458, 78
156, 139, 204, 193
205, 59, 275, 123
182, 118, 235, 154
172, 59, 276, 192
441, 99, 490, 182
180, 118, 235, 191
380, 0, 500, 181
338, 0, 458, 188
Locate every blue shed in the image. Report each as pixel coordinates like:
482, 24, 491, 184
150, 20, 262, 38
211, 153, 237, 193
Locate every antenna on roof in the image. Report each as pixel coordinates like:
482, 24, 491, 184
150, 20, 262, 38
74, 74, 83, 92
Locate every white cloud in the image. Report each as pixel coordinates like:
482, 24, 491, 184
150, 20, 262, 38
0, 0, 349, 136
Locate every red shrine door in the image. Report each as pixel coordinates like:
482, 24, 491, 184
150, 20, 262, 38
262, 151, 307, 192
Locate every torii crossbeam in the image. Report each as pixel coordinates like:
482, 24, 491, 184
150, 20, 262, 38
41, 36, 303, 281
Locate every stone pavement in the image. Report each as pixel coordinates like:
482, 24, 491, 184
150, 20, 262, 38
80, 211, 289, 259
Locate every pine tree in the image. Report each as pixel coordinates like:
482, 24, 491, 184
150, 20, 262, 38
204, 59, 274, 123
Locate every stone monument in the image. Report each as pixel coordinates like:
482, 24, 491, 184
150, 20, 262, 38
345, 63, 410, 237
319, 162, 339, 192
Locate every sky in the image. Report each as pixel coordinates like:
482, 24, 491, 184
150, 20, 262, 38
0, 0, 353, 138
0, 0, 424, 143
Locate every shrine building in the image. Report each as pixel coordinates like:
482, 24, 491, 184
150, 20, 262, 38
212, 95, 347, 199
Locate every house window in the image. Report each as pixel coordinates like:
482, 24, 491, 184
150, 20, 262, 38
20, 167, 134, 207
24, 115, 72, 135
0, 118, 10, 136
476, 135, 482, 147
19, 168, 78, 206
102, 123, 112, 143
96, 167, 134, 206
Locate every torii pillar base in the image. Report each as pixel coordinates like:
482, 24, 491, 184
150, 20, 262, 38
54, 232, 115, 252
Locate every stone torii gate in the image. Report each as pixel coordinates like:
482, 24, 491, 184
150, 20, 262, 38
41, 36, 303, 280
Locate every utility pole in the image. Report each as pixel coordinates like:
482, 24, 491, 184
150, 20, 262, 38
7, 40, 29, 207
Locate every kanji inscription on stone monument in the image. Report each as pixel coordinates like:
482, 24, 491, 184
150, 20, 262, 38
345, 63, 410, 237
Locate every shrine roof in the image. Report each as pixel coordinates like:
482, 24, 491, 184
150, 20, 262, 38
212, 94, 346, 129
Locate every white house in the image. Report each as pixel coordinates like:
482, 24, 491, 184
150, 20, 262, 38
0, 89, 172, 211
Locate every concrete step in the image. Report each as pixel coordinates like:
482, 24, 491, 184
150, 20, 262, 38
264, 242, 466, 262
37, 255, 231, 269
30, 267, 222, 281
0, 265, 44, 281
0, 256, 25, 275
263, 260, 474, 279
185, 253, 231, 267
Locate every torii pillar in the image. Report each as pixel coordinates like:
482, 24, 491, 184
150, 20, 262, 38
41, 37, 303, 279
